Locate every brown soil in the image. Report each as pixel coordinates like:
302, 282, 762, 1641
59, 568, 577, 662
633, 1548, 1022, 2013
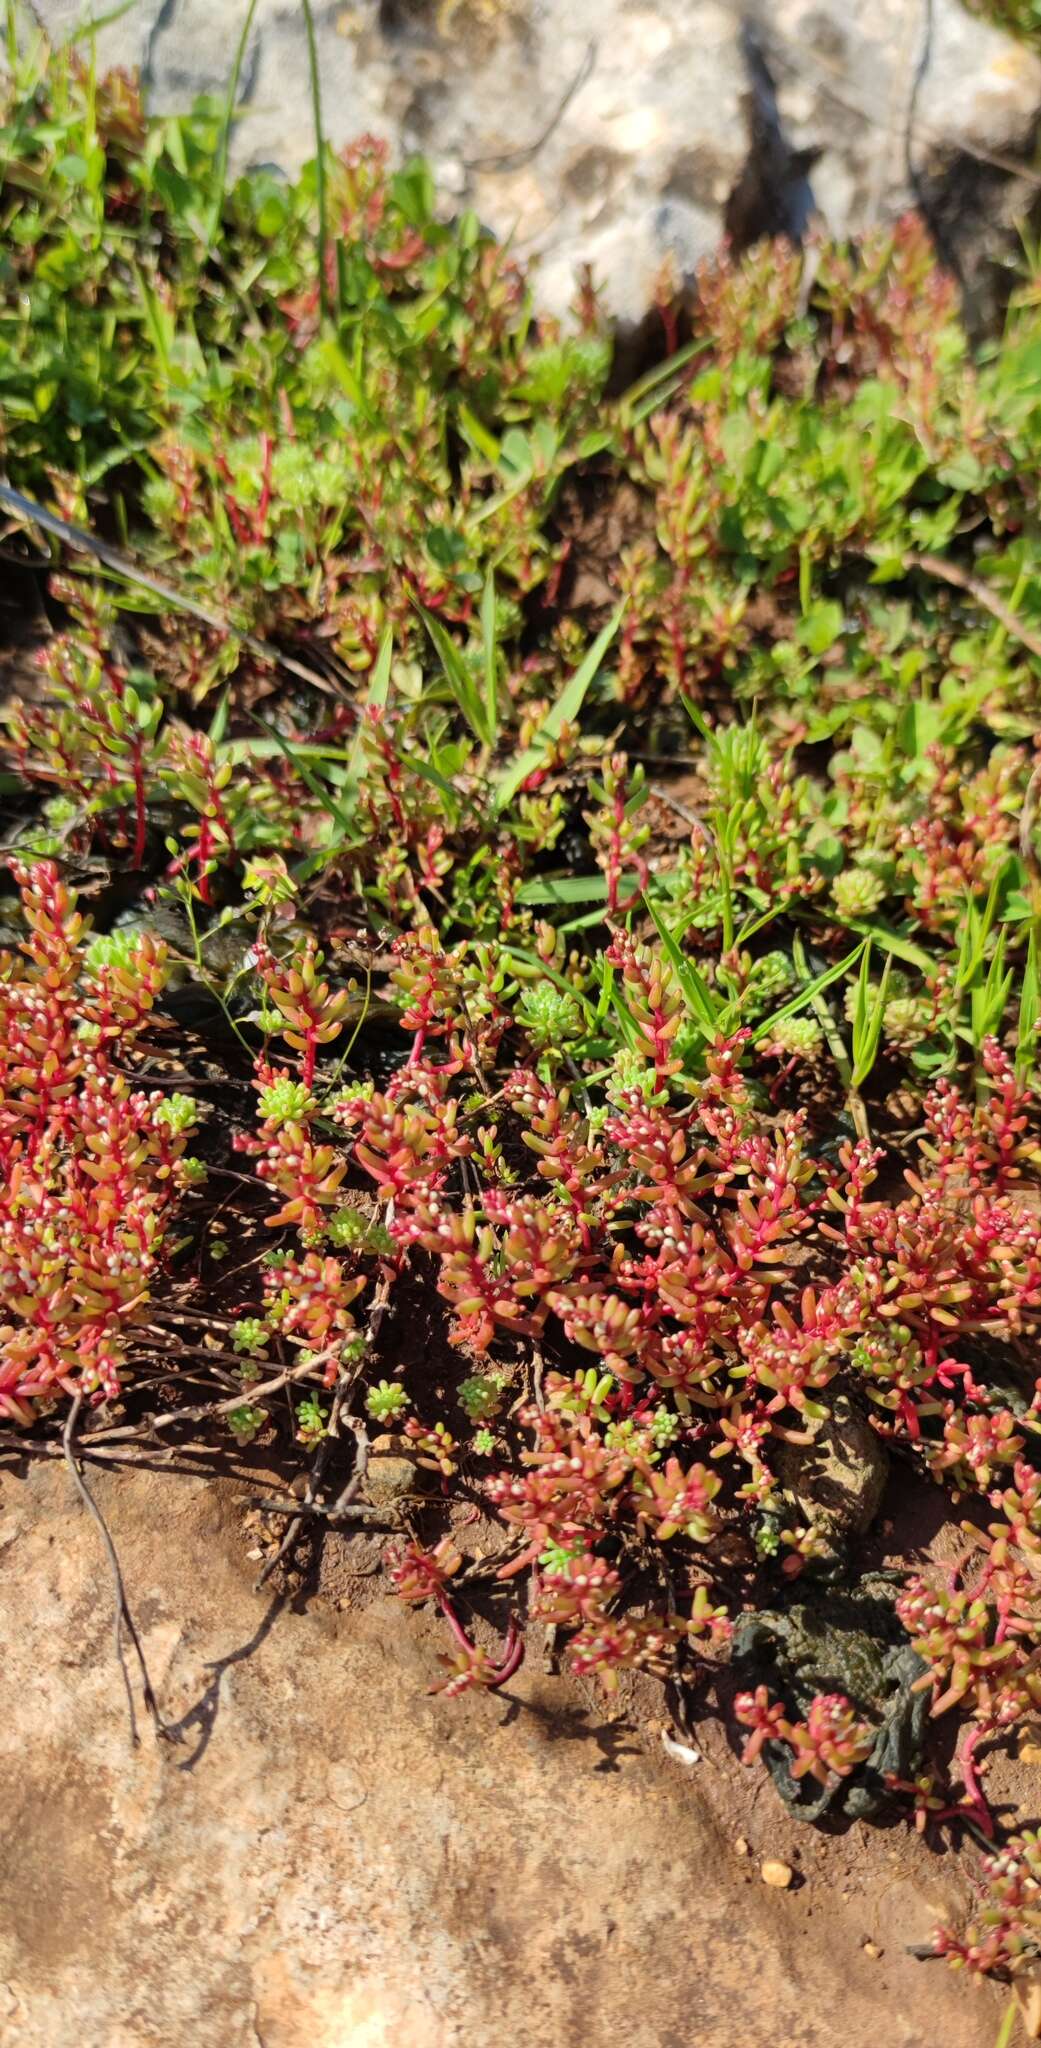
0, 1453, 1012, 2048
548, 471, 656, 617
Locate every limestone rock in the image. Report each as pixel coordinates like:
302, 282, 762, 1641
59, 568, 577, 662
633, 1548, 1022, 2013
23, 0, 1041, 324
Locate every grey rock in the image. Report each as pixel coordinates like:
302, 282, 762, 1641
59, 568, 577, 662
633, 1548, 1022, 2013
20, 0, 1041, 322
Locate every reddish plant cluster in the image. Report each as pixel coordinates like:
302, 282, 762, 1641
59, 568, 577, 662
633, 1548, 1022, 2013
933, 1830, 1041, 1977
241, 1064, 348, 1235
0, 862, 197, 1419
329, 1024, 1041, 1824
7, 576, 159, 872
384, 1535, 523, 1695
217, 911, 1041, 1828
262, 1250, 367, 1382
734, 1684, 874, 1786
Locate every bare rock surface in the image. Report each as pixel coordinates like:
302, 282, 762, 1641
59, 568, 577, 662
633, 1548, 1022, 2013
23, 0, 1041, 321
0, 1458, 1004, 2046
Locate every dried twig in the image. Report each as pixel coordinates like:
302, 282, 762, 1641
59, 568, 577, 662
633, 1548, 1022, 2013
80, 1346, 343, 1448
149, 1306, 241, 1328
254, 1258, 393, 1586
62, 1393, 173, 1748
1, 1432, 269, 1480
906, 550, 1041, 666
531, 1344, 546, 1415
254, 1373, 351, 1588
0, 481, 348, 699
251, 1492, 391, 1525
329, 1415, 371, 1513
455, 1537, 527, 1585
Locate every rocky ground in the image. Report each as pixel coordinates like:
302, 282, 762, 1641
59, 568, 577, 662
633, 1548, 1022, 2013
0, 1456, 1009, 2048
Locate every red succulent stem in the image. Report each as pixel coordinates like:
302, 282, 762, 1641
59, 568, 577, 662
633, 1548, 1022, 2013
437, 1596, 525, 1687
438, 1593, 477, 1655
197, 817, 213, 903
302, 1028, 317, 1091
958, 1722, 995, 1834
223, 494, 253, 545
658, 294, 678, 357
544, 538, 572, 610
489, 1620, 525, 1685
256, 432, 274, 538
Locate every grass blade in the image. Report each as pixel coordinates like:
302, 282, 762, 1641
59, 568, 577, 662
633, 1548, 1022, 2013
300, 0, 329, 321
0, 481, 339, 697
66, 0, 142, 41
617, 338, 708, 427
493, 604, 623, 812
247, 709, 356, 835
1017, 925, 1040, 1081
752, 941, 866, 1046
481, 571, 499, 747
420, 605, 490, 745
517, 874, 609, 905
994, 1998, 1017, 2048
206, 0, 260, 250
645, 899, 721, 1034
342, 622, 394, 794
812, 909, 934, 973
850, 946, 893, 1089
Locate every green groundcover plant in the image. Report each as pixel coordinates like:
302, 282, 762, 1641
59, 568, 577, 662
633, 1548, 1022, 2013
11, 15, 1041, 1994
972, 1, 1041, 48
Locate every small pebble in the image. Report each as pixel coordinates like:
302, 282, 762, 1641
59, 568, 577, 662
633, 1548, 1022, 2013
863, 1941, 882, 1959
734, 1836, 749, 1857
760, 1859, 793, 1889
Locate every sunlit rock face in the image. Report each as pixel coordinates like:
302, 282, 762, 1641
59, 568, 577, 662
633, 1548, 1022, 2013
24, 0, 1041, 324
